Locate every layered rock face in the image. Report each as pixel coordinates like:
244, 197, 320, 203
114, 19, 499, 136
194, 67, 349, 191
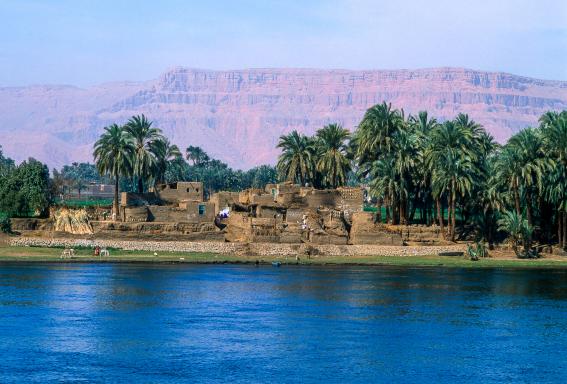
1, 67, 566, 169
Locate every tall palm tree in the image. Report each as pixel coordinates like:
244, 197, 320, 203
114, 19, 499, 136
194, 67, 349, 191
391, 124, 420, 224
314, 124, 351, 188
123, 114, 164, 193
93, 124, 133, 219
426, 121, 477, 240
409, 111, 438, 136
541, 111, 567, 248
152, 138, 182, 185
368, 156, 400, 224
454, 113, 483, 136
276, 130, 315, 185
186, 145, 210, 166
505, 128, 549, 225
408, 111, 438, 224
354, 102, 404, 171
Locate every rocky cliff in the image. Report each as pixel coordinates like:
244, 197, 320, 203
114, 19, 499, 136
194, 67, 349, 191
1, 67, 566, 169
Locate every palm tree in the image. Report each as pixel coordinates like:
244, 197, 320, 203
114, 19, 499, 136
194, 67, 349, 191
93, 124, 133, 220
454, 113, 483, 136
276, 130, 315, 185
152, 138, 182, 185
314, 124, 351, 188
354, 102, 404, 171
426, 121, 478, 240
186, 145, 210, 166
494, 129, 549, 227
368, 156, 400, 224
541, 111, 567, 248
391, 124, 420, 224
123, 114, 164, 193
408, 111, 437, 224
409, 111, 438, 136
505, 128, 549, 225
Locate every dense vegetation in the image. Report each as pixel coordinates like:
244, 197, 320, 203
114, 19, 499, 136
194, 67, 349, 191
1, 105, 566, 253
0, 148, 51, 219
276, 104, 567, 253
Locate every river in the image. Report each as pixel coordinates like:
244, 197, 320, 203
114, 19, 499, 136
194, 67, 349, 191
0, 264, 566, 383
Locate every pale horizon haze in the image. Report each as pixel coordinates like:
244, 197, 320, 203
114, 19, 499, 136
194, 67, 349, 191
0, 0, 566, 87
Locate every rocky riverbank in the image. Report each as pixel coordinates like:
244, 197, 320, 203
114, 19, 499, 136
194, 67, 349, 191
9, 237, 467, 257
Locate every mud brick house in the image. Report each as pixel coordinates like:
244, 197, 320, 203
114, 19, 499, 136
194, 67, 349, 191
120, 182, 213, 231
156, 182, 204, 203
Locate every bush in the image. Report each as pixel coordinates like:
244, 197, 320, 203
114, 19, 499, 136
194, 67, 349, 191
0, 213, 11, 234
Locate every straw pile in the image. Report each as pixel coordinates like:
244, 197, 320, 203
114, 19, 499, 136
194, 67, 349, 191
54, 208, 93, 234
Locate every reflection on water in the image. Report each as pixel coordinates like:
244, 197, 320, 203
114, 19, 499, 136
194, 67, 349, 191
0, 264, 566, 383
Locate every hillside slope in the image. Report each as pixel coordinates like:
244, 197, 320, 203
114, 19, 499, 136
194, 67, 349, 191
1, 67, 566, 169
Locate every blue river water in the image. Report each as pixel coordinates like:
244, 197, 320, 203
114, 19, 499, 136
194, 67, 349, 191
0, 263, 566, 383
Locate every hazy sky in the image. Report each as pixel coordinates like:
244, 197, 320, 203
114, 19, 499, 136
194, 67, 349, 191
1, 0, 566, 86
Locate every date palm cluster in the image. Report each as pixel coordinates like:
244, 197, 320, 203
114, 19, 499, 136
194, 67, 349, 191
276, 103, 567, 249
93, 115, 181, 217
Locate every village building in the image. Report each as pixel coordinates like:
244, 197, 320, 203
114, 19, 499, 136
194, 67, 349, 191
15, 180, 446, 246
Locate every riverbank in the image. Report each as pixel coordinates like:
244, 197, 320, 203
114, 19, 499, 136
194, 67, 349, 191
1, 244, 567, 269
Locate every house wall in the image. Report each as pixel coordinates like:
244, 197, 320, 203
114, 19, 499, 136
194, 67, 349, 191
156, 182, 204, 203
337, 187, 364, 217
123, 206, 149, 222
147, 202, 214, 223
251, 194, 276, 206
238, 189, 264, 205
121, 192, 160, 207
305, 189, 342, 209
210, 191, 240, 214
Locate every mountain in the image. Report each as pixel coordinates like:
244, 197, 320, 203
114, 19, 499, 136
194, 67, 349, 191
1, 67, 566, 169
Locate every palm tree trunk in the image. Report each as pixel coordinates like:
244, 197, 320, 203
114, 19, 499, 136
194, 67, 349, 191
486, 209, 494, 249
563, 210, 567, 250
137, 177, 144, 194
113, 177, 120, 221
392, 195, 399, 225
376, 199, 382, 223
513, 179, 521, 216
447, 195, 452, 239
525, 189, 533, 226
559, 211, 563, 249
436, 198, 445, 239
451, 196, 457, 241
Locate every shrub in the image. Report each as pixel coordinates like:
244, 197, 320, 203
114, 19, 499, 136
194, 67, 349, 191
0, 213, 11, 234
497, 211, 536, 258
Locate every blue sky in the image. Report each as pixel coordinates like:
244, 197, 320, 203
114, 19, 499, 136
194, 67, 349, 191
0, 0, 565, 86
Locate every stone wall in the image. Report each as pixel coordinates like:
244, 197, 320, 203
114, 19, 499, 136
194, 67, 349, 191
91, 221, 220, 236
384, 224, 448, 245
350, 212, 404, 245
225, 212, 253, 242
10, 236, 467, 257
